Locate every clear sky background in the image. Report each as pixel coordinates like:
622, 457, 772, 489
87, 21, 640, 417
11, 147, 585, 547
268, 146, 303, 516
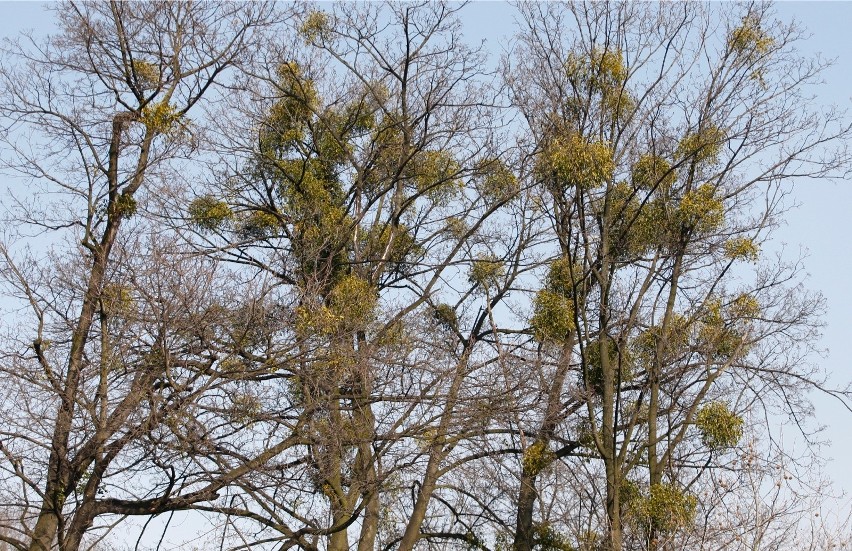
0, 0, 851, 537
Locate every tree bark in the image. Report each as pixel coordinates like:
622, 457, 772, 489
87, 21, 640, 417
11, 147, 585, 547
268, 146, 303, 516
513, 334, 576, 551
29, 114, 140, 551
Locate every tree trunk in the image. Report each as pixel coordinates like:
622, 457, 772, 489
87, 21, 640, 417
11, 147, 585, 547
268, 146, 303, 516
397, 445, 442, 551
513, 334, 575, 551
398, 348, 472, 551
513, 469, 537, 551
28, 115, 147, 551
356, 490, 379, 551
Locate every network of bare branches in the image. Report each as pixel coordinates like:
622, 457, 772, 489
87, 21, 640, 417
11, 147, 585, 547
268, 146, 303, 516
0, 2, 849, 551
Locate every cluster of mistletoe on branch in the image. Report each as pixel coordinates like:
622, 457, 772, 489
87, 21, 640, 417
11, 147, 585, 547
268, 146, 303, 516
0, 2, 849, 551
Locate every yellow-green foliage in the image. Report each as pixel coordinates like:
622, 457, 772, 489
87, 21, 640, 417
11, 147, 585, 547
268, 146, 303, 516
188, 195, 233, 231
677, 126, 726, 165
603, 88, 635, 121
531, 290, 575, 344
599, 178, 724, 254
340, 91, 379, 135
276, 161, 349, 277
696, 401, 744, 449
100, 283, 134, 316
583, 336, 633, 393
312, 115, 351, 171
724, 237, 759, 262
299, 9, 331, 43
112, 193, 137, 218
469, 254, 504, 290
538, 132, 614, 190
604, 182, 661, 258
238, 210, 280, 238
632, 154, 676, 192
530, 522, 575, 551
634, 314, 692, 366
292, 215, 350, 279
295, 303, 338, 337
727, 293, 760, 319
132, 60, 159, 90
444, 216, 468, 240
349, 108, 377, 136
566, 48, 628, 93
140, 101, 182, 134
477, 158, 519, 203
314, 352, 356, 380
702, 298, 724, 327
259, 62, 318, 153
432, 303, 458, 331
277, 61, 319, 105
545, 257, 583, 297
409, 150, 463, 205
531, 258, 582, 344
564, 48, 632, 122
678, 183, 724, 233
296, 275, 376, 336
374, 319, 408, 348
364, 124, 405, 193
620, 478, 642, 515
603, 181, 638, 215
329, 274, 377, 329
522, 441, 556, 476
361, 223, 419, 267
634, 483, 697, 533
281, 161, 343, 212
590, 48, 628, 88
729, 14, 774, 57
699, 298, 746, 359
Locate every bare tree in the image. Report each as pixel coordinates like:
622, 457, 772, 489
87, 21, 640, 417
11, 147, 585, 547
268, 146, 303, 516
0, 2, 280, 550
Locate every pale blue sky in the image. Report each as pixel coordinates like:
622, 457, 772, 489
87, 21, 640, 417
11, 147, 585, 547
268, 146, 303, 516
1, 0, 851, 516
758, 2, 852, 497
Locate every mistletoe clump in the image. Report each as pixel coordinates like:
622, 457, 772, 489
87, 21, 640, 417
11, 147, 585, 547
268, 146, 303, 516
729, 14, 774, 58
531, 257, 583, 344
631, 153, 676, 192
583, 336, 634, 393
633, 483, 697, 534
724, 237, 760, 262
188, 195, 233, 231
696, 401, 744, 449
538, 132, 614, 191
522, 441, 556, 476
469, 254, 504, 291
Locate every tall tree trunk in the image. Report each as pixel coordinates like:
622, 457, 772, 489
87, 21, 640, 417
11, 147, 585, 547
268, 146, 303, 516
28, 115, 150, 551
513, 469, 537, 551
647, 251, 683, 551
397, 452, 443, 551
328, 513, 350, 551
354, 331, 379, 551
356, 490, 379, 551
513, 334, 576, 551
596, 245, 622, 551
353, 408, 379, 551
398, 348, 472, 551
